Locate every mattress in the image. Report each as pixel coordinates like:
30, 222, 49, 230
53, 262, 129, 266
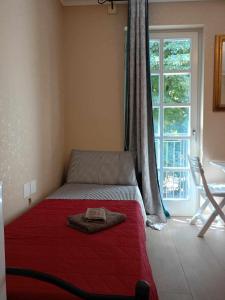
5, 199, 158, 300
47, 183, 147, 222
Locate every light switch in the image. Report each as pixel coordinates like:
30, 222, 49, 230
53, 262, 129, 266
30, 180, 37, 195
24, 182, 31, 198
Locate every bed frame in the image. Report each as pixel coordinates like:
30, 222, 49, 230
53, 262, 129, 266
6, 267, 150, 300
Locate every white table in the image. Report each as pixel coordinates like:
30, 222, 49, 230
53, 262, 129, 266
210, 161, 225, 172
0, 182, 6, 300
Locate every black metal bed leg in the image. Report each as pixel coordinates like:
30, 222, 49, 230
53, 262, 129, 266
135, 280, 149, 300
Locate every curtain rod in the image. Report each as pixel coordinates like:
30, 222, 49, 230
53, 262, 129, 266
98, 0, 127, 9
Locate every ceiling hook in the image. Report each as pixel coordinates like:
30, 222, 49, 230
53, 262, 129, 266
111, 1, 114, 10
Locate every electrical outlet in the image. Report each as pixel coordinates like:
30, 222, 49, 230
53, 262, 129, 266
24, 183, 31, 198
30, 180, 37, 195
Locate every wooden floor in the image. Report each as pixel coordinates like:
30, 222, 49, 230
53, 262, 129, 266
146, 218, 225, 300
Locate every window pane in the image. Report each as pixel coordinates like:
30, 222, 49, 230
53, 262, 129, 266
164, 39, 191, 71
163, 140, 189, 168
150, 40, 160, 72
163, 170, 189, 200
155, 139, 160, 167
164, 107, 190, 136
164, 74, 190, 104
151, 75, 160, 105
153, 108, 160, 136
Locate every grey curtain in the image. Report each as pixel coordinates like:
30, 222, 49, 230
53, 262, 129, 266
125, 0, 168, 227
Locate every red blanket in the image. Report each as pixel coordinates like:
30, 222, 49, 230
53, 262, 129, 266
5, 199, 158, 300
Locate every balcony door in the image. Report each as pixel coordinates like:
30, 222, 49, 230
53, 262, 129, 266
150, 31, 200, 216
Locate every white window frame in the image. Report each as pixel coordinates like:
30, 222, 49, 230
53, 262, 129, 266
150, 30, 200, 216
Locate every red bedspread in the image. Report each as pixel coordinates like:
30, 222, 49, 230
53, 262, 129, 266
5, 199, 158, 300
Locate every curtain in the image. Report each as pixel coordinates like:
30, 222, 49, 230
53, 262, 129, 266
124, 0, 169, 228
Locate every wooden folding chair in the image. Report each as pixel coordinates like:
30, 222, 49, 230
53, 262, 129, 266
188, 156, 225, 237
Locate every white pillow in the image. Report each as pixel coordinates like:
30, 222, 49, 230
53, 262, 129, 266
66, 150, 137, 186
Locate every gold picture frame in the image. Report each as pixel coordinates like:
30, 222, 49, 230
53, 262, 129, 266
213, 35, 225, 111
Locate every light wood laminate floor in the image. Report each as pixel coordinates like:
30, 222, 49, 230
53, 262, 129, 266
147, 218, 225, 300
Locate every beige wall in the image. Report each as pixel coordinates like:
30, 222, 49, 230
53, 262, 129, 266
0, 0, 64, 223
63, 1, 225, 182
63, 5, 127, 157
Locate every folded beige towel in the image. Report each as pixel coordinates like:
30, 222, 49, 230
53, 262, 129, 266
84, 208, 106, 223
68, 208, 126, 234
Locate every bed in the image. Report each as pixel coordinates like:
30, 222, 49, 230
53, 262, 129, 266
5, 150, 158, 300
